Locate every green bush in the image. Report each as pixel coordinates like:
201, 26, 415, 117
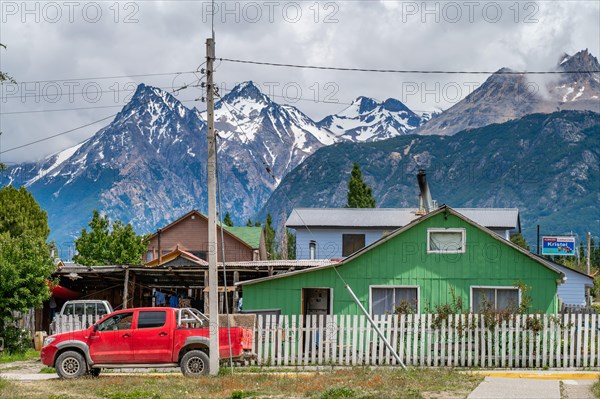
1, 324, 31, 354
321, 387, 355, 399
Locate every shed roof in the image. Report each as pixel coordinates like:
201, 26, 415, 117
223, 226, 262, 249
286, 207, 520, 230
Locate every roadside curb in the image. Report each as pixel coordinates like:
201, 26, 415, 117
463, 370, 600, 380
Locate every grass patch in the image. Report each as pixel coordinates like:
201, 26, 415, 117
592, 377, 600, 399
0, 368, 482, 399
39, 367, 56, 374
229, 391, 257, 399
320, 387, 355, 399
0, 349, 38, 363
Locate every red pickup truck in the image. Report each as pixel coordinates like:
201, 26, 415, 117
41, 307, 254, 378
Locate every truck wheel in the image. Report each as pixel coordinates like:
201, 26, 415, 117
180, 350, 209, 377
55, 351, 87, 379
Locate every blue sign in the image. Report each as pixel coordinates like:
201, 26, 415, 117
542, 236, 575, 256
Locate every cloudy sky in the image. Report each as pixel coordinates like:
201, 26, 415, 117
0, 0, 598, 163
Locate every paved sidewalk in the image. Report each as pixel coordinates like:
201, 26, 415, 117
466, 371, 599, 399
468, 377, 560, 399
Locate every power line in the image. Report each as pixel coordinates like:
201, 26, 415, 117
217, 57, 600, 75
0, 113, 117, 154
0, 81, 204, 152
9, 69, 203, 85
0, 81, 205, 115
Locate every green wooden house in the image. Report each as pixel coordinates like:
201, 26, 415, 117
239, 206, 564, 316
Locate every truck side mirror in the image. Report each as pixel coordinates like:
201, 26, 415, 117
93, 324, 98, 332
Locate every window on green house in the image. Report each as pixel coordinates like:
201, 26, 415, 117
427, 228, 465, 253
472, 287, 519, 313
371, 286, 419, 315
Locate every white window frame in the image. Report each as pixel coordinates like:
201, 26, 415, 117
427, 228, 466, 254
369, 285, 420, 315
470, 285, 521, 312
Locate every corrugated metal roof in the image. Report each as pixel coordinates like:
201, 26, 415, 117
222, 260, 337, 268
454, 208, 520, 229
286, 208, 419, 228
286, 208, 520, 229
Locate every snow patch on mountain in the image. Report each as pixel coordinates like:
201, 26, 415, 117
26, 140, 88, 186
317, 96, 424, 142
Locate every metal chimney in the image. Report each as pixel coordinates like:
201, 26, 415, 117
416, 169, 435, 214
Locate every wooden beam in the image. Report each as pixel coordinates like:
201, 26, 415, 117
122, 268, 130, 309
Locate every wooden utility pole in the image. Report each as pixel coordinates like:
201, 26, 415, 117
206, 37, 220, 376
122, 268, 129, 309
587, 232, 592, 275
280, 209, 288, 260
586, 232, 592, 305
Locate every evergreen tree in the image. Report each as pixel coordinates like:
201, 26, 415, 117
74, 210, 146, 265
510, 233, 530, 251
287, 230, 296, 260
0, 186, 54, 353
246, 218, 253, 227
264, 214, 276, 259
346, 163, 376, 208
223, 212, 234, 227
0, 186, 50, 239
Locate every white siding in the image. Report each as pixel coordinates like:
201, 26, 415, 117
555, 265, 593, 306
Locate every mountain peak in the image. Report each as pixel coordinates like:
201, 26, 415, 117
558, 49, 600, 72
352, 96, 379, 114
121, 83, 186, 118
224, 81, 269, 103
382, 98, 412, 113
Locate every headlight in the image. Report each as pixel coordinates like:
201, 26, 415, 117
43, 337, 56, 347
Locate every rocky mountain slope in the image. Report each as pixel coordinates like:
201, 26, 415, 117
415, 49, 600, 136
259, 110, 600, 244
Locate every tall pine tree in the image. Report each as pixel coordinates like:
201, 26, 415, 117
264, 214, 276, 259
346, 163, 376, 208
223, 212, 234, 227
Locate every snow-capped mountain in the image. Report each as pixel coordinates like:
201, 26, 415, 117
0, 82, 348, 248
550, 49, 600, 105
317, 96, 425, 142
416, 49, 600, 136
208, 81, 339, 185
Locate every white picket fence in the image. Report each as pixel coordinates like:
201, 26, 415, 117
253, 314, 600, 368
50, 314, 102, 335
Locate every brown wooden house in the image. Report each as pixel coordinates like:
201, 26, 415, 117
145, 210, 267, 265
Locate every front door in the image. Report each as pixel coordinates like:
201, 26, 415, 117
88, 312, 134, 363
132, 310, 172, 363
302, 288, 331, 316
